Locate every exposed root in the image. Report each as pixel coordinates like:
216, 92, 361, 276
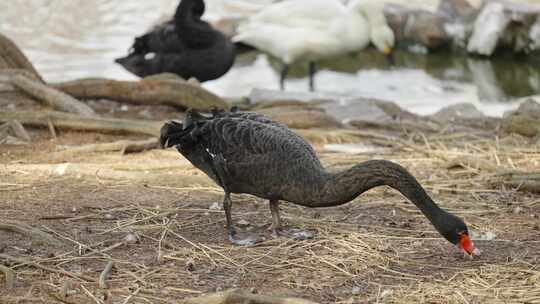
11, 75, 96, 117
0, 110, 162, 136
0, 33, 42, 81
51, 138, 158, 159
51, 77, 228, 111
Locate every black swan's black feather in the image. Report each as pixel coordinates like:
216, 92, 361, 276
115, 0, 235, 81
160, 110, 473, 247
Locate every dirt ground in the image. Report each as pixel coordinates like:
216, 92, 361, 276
1, 115, 539, 304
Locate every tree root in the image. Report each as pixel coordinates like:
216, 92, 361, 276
0, 220, 62, 246
52, 138, 159, 158
182, 289, 318, 304
11, 75, 96, 117
0, 33, 42, 81
0, 110, 162, 136
51, 77, 229, 111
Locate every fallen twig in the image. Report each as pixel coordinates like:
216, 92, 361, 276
11, 75, 96, 117
0, 254, 97, 283
98, 260, 115, 289
489, 171, 540, 193
0, 220, 62, 246
0, 264, 16, 289
0, 110, 162, 136
51, 78, 228, 111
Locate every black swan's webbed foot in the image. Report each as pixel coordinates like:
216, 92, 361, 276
269, 200, 316, 240
223, 192, 263, 246
228, 230, 263, 246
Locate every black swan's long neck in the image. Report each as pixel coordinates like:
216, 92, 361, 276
174, 0, 218, 49
303, 160, 449, 231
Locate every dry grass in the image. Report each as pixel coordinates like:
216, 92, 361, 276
0, 128, 539, 304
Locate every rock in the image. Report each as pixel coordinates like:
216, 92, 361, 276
252, 100, 322, 110
467, 2, 509, 56
256, 106, 342, 129
385, 5, 450, 50
320, 98, 416, 124
467, 1, 540, 56
430, 103, 486, 122
502, 99, 540, 137
248, 88, 335, 104
123, 232, 140, 244
437, 0, 477, 21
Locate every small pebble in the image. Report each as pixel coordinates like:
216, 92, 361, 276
513, 206, 523, 214
208, 202, 222, 210
237, 219, 250, 227
123, 232, 139, 244
104, 213, 114, 220
351, 286, 361, 295
381, 289, 393, 298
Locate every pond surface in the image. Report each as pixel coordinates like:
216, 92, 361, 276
1, 0, 538, 117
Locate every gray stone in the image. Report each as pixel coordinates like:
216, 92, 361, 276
248, 88, 336, 104
385, 5, 451, 50
431, 103, 486, 122
502, 99, 540, 137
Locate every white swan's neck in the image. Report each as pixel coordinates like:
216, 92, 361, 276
348, 0, 394, 53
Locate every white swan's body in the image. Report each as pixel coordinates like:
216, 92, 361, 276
233, 0, 395, 90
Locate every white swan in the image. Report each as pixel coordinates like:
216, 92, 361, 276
233, 0, 395, 91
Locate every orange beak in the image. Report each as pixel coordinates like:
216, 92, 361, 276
458, 232, 481, 256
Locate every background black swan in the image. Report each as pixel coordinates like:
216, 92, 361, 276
160, 109, 480, 256
115, 0, 235, 82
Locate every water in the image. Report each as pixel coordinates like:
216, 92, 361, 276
1, 0, 539, 117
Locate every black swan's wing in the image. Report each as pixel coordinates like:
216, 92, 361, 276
165, 111, 324, 198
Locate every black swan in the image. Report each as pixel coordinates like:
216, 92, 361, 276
115, 0, 235, 82
159, 109, 480, 256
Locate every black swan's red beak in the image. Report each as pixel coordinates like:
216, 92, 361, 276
458, 232, 481, 256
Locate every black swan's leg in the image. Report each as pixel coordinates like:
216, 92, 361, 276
308, 61, 317, 92
269, 200, 316, 240
280, 63, 289, 91
269, 200, 282, 236
213, 154, 261, 246
222, 192, 235, 237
